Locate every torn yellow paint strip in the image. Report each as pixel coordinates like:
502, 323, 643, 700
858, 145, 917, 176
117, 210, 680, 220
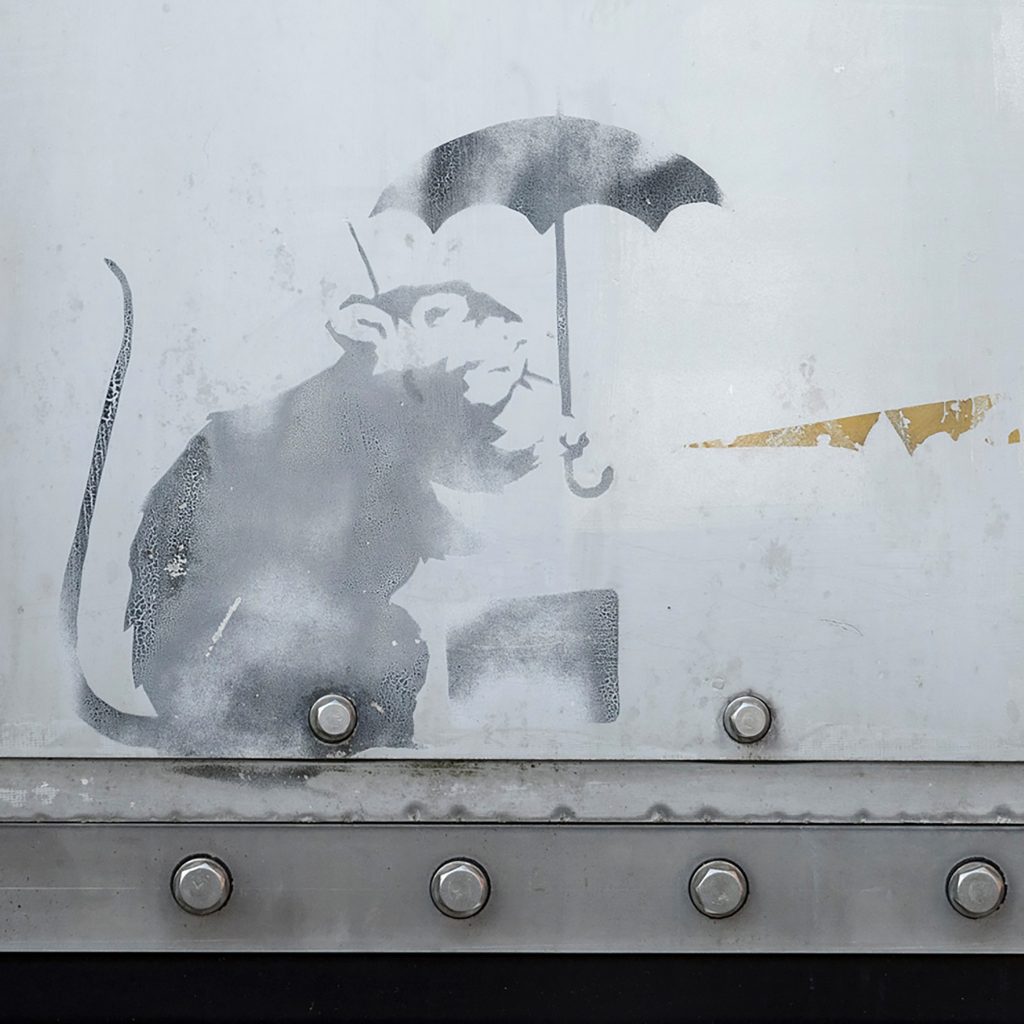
691, 394, 999, 455
884, 395, 996, 455
690, 412, 880, 451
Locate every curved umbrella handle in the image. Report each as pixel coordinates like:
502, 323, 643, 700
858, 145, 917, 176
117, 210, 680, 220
559, 433, 614, 499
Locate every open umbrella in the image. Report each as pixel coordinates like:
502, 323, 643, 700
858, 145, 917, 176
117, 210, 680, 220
371, 114, 723, 497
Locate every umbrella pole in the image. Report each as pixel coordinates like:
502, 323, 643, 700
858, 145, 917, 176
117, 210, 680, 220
553, 214, 615, 499
554, 213, 572, 417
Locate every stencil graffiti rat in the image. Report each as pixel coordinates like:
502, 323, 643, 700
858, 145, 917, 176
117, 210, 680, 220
55, 113, 718, 757
60, 257, 544, 755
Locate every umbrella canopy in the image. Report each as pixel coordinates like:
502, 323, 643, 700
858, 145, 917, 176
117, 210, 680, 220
371, 115, 723, 496
371, 115, 722, 234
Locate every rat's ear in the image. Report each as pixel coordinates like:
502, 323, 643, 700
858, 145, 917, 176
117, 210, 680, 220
326, 301, 394, 352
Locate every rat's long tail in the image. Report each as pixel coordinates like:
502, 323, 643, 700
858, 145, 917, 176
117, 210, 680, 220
59, 260, 161, 747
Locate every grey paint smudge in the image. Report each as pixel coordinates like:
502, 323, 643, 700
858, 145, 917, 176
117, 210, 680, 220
761, 540, 792, 586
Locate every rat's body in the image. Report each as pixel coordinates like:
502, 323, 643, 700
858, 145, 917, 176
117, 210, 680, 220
60, 262, 533, 755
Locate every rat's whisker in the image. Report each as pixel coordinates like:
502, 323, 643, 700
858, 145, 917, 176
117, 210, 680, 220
521, 360, 554, 386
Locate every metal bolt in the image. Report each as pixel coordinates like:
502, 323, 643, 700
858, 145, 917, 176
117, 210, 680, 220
723, 694, 772, 743
172, 856, 232, 916
947, 860, 1006, 919
689, 859, 749, 918
430, 859, 490, 919
309, 694, 357, 743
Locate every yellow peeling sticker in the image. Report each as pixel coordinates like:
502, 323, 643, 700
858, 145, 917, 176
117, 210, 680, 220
692, 395, 1000, 455
884, 395, 995, 455
689, 412, 880, 451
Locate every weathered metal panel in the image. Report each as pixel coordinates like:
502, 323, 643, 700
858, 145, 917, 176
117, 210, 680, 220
2, 0, 1023, 763
2, 0, 1024, 959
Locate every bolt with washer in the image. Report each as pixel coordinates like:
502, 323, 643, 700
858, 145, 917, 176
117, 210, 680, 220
309, 693, 357, 743
171, 855, 232, 916
689, 859, 749, 918
947, 860, 1007, 919
430, 859, 491, 919
723, 694, 772, 743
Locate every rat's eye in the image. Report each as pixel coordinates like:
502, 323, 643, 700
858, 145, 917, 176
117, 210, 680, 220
411, 293, 470, 332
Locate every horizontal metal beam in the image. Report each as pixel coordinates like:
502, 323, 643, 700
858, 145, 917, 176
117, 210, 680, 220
0, 823, 1022, 952
0, 759, 1021, 824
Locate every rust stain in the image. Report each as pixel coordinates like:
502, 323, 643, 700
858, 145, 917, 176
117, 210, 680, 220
1010, 428, 1021, 445
690, 412, 881, 451
884, 395, 995, 455
691, 394, 1000, 455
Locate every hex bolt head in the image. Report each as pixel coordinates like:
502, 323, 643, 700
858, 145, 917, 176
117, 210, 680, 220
430, 859, 491, 919
309, 694, 357, 743
947, 860, 1007, 919
689, 859, 749, 919
723, 694, 772, 743
171, 856, 232, 916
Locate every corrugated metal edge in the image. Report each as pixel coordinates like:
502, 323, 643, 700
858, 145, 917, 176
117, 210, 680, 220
0, 759, 1020, 824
